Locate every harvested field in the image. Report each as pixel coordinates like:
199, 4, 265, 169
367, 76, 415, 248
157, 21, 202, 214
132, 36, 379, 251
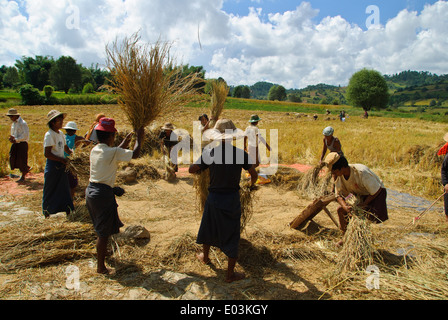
0, 105, 447, 302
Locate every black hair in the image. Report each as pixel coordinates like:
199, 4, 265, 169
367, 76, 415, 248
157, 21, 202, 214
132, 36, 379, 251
96, 130, 115, 143
331, 155, 349, 171
48, 114, 64, 129
198, 114, 209, 121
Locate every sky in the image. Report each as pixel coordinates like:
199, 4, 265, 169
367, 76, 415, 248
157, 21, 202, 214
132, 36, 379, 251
0, 0, 447, 89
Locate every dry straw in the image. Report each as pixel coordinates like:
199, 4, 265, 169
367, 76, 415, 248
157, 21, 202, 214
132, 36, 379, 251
297, 162, 332, 199
105, 33, 202, 131
193, 79, 229, 213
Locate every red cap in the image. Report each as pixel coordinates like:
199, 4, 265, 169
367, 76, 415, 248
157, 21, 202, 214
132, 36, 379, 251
96, 118, 117, 133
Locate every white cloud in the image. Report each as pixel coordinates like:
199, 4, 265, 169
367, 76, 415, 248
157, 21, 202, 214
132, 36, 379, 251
1, 0, 448, 88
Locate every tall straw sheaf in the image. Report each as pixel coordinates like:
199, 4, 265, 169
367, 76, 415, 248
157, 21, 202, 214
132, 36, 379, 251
104, 33, 203, 131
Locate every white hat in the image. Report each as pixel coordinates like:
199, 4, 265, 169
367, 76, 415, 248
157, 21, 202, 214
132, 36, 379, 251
203, 119, 245, 141
323, 126, 334, 136
63, 121, 79, 131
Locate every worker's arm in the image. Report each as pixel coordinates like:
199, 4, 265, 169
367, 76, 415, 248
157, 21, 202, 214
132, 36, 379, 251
320, 139, 327, 162
336, 195, 351, 213
131, 128, 144, 159
44, 146, 67, 164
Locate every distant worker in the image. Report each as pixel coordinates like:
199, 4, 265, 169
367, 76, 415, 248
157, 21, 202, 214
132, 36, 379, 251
319, 126, 343, 164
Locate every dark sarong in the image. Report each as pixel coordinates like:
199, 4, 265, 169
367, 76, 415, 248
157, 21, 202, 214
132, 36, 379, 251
9, 142, 29, 172
362, 188, 388, 223
196, 192, 241, 259
67, 170, 79, 189
42, 159, 74, 216
86, 182, 123, 238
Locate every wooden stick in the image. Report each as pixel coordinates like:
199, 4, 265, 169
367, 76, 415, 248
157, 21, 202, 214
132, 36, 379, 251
406, 192, 446, 228
323, 207, 340, 229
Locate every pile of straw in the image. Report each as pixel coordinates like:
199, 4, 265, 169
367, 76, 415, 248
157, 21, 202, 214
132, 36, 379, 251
270, 166, 303, 190
0, 219, 95, 271
105, 33, 202, 131
297, 162, 332, 199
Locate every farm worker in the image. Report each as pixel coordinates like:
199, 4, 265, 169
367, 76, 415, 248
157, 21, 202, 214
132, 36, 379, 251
244, 114, 271, 168
6, 108, 31, 183
189, 119, 258, 283
324, 152, 389, 244
63, 121, 90, 199
319, 126, 343, 164
85, 118, 144, 274
440, 140, 448, 223
197, 114, 212, 150
159, 122, 179, 175
42, 110, 74, 218
85, 113, 106, 143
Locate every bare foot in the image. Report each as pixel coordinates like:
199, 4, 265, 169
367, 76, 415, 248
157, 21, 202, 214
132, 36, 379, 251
226, 272, 245, 283
97, 267, 110, 275
196, 252, 211, 265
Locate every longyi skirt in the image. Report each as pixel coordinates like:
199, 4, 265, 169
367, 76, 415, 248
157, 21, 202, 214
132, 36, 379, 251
196, 192, 241, 259
42, 159, 74, 216
86, 182, 123, 238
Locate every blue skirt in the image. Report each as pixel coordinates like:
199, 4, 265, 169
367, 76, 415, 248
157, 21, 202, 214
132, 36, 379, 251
42, 159, 74, 216
196, 192, 241, 259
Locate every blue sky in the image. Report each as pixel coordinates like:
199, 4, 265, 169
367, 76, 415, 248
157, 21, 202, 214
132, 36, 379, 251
222, 0, 439, 29
1, 0, 447, 88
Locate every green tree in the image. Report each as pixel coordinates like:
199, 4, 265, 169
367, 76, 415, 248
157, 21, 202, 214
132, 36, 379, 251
346, 68, 390, 111
50, 56, 82, 93
233, 85, 251, 98
2, 66, 20, 88
15, 56, 54, 90
268, 85, 287, 101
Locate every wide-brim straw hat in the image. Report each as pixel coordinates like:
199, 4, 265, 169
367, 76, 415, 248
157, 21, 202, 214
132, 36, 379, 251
6, 108, 20, 117
47, 110, 67, 124
203, 119, 245, 141
63, 121, 79, 131
249, 114, 261, 123
444, 133, 448, 142
324, 152, 341, 171
161, 122, 175, 131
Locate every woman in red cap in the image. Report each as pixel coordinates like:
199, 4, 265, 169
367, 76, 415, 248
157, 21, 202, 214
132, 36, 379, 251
85, 118, 144, 274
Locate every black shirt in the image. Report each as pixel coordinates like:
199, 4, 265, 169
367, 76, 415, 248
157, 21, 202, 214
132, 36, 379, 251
197, 142, 252, 193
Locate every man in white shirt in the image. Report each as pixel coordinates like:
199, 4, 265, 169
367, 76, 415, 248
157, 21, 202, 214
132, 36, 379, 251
6, 108, 30, 182
325, 152, 389, 236
86, 117, 144, 274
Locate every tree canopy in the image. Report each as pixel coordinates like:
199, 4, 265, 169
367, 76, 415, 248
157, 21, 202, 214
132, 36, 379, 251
346, 68, 390, 111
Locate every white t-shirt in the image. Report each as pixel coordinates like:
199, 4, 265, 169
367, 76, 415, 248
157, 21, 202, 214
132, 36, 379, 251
43, 129, 66, 158
89, 143, 133, 188
245, 125, 267, 147
335, 164, 384, 197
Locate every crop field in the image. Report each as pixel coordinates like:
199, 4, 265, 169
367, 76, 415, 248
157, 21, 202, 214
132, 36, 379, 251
0, 100, 448, 301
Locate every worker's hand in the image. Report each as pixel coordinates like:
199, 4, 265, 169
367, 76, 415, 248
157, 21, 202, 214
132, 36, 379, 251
444, 184, 448, 194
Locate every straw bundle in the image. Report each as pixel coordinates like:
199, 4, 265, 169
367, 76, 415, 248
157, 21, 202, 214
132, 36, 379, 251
65, 148, 92, 185
333, 207, 375, 277
162, 145, 176, 181
239, 182, 259, 233
193, 169, 210, 215
209, 79, 229, 127
105, 33, 202, 131
297, 162, 332, 199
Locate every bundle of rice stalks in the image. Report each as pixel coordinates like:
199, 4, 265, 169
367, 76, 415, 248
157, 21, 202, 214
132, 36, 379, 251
67, 200, 92, 224
332, 207, 375, 280
270, 166, 303, 190
239, 182, 259, 233
162, 146, 176, 181
0, 219, 95, 271
209, 80, 229, 127
297, 162, 333, 199
160, 233, 201, 268
105, 32, 202, 132
65, 148, 92, 184
193, 169, 210, 215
